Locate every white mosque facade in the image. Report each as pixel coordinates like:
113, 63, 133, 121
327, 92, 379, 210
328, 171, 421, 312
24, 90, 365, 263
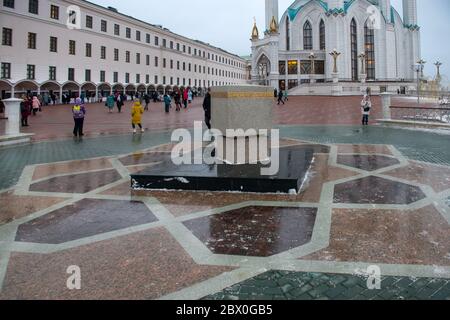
250, 0, 421, 95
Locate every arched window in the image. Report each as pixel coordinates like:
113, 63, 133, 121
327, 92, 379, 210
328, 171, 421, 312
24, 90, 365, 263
303, 21, 313, 50
351, 19, 358, 81
365, 19, 376, 80
319, 20, 325, 50
286, 18, 290, 51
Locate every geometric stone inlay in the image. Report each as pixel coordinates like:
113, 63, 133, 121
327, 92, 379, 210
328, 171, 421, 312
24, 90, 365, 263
119, 152, 172, 166
29, 169, 122, 194
337, 155, 400, 171
15, 199, 158, 244
183, 206, 317, 257
333, 176, 426, 204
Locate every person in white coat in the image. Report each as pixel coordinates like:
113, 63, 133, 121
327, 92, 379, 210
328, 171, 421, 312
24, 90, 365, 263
361, 94, 372, 126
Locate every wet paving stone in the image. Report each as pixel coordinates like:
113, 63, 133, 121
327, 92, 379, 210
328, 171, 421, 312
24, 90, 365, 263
183, 206, 317, 257
333, 176, 426, 204
29, 169, 122, 194
15, 199, 158, 244
203, 270, 450, 300
337, 155, 400, 172
119, 152, 172, 166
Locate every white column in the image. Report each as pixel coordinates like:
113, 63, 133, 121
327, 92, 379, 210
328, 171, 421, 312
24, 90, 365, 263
380, 92, 392, 119
3, 98, 22, 136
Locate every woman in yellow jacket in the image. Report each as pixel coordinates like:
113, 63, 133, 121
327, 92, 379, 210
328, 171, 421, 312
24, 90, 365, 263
131, 99, 145, 133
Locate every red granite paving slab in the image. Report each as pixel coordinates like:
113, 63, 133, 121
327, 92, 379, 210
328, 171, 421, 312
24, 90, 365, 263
302, 206, 450, 266
29, 169, 122, 194
337, 144, 393, 155
33, 158, 113, 181
383, 161, 450, 193
336, 155, 400, 172
183, 206, 317, 257
0, 191, 66, 225
0, 228, 234, 300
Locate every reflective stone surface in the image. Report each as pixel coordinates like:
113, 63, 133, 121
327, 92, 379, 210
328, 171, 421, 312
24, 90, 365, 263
183, 206, 317, 257
337, 155, 400, 171
333, 176, 427, 204
15, 199, 158, 244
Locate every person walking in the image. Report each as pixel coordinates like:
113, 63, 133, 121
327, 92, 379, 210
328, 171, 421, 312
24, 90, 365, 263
32, 96, 41, 115
183, 89, 189, 109
203, 88, 212, 130
174, 91, 182, 112
72, 97, 86, 138
284, 89, 289, 102
163, 93, 172, 114
188, 88, 193, 105
20, 95, 31, 127
144, 93, 150, 111
116, 92, 124, 113
361, 94, 372, 126
106, 94, 115, 113
277, 90, 285, 105
131, 99, 145, 133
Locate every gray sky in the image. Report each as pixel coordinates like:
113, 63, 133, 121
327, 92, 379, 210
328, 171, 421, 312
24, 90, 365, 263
90, 0, 449, 84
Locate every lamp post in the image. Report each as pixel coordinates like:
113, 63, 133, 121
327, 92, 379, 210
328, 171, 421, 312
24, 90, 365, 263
309, 52, 316, 83
435, 61, 442, 80
417, 59, 426, 79
358, 52, 366, 83
329, 49, 341, 74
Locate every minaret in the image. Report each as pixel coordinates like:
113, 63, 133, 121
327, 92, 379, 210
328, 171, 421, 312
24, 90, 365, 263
403, 0, 418, 26
379, 0, 391, 21
265, 0, 278, 33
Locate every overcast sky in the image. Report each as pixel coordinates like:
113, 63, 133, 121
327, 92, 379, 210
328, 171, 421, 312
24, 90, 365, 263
90, 0, 449, 83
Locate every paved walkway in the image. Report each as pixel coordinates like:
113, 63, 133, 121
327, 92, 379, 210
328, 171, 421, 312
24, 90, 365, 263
0, 96, 431, 142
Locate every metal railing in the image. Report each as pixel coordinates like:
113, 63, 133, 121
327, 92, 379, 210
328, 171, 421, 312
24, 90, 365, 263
390, 105, 450, 124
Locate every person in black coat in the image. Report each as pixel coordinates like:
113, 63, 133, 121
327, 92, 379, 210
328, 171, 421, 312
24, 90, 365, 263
203, 88, 211, 130
277, 90, 285, 105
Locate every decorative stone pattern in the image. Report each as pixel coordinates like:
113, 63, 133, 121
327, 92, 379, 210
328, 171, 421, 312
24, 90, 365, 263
334, 176, 426, 204
183, 206, 317, 257
337, 155, 400, 171
15, 199, 158, 244
204, 271, 450, 300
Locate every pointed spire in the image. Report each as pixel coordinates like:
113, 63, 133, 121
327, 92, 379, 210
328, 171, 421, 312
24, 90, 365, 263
269, 16, 278, 33
251, 17, 259, 40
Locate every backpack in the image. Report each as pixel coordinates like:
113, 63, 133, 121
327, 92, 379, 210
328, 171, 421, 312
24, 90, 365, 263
73, 105, 84, 117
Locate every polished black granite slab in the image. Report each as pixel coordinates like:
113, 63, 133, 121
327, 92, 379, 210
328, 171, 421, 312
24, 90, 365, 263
131, 146, 314, 193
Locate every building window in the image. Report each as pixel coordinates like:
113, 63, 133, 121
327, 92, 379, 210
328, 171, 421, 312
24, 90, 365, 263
351, 19, 358, 81
136, 53, 140, 64
183, 45, 186, 53
315, 60, 325, 75
320, 20, 325, 50
136, 30, 141, 41
69, 40, 76, 55
86, 43, 92, 57
365, 19, 376, 80
136, 74, 140, 83
1, 62, 11, 79
288, 60, 298, 74
2, 28, 12, 46
170, 41, 173, 49
286, 18, 290, 51
163, 76, 166, 85
279, 61, 286, 75
303, 21, 313, 50
114, 24, 120, 36
101, 20, 107, 32
114, 48, 119, 61
28, 32, 36, 49
146, 74, 149, 84
29, 0, 38, 14
177, 61, 180, 70
300, 61, 311, 74
3, 0, 14, 9
50, 5, 59, 20
126, 27, 131, 38
85, 15, 93, 29
183, 62, 186, 71
101, 46, 106, 59
126, 51, 130, 63
49, 66, 56, 80
154, 75, 158, 84
154, 57, 158, 67
113, 72, 118, 83
188, 47, 191, 54
85, 69, 91, 82
146, 33, 150, 44
170, 60, 173, 69
100, 70, 105, 82
162, 39, 166, 48
68, 68, 75, 81
147, 55, 150, 66
50, 36, 57, 52
27, 64, 35, 80
125, 73, 130, 83
154, 36, 159, 46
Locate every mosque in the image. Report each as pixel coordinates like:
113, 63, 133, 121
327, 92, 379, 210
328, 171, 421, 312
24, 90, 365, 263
250, 0, 421, 95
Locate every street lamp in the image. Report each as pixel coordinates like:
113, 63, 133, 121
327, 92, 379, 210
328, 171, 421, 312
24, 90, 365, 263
417, 59, 426, 79
329, 49, 341, 74
309, 53, 316, 75
435, 61, 442, 80
413, 63, 421, 104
